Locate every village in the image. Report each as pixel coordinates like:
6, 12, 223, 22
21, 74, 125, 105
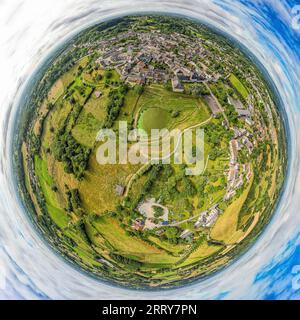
93, 29, 216, 90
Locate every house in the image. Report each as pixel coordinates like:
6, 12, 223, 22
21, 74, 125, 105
180, 229, 193, 239
242, 137, 253, 154
233, 127, 247, 138
245, 117, 254, 126
204, 205, 220, 227
224, 189, 236, 201
138, 54, 152, 64
172, 77, 184, 92
194, 220, 202, 229
132, 219, 145, 231
228, 163, 239, 187
194, 211, 208, 228
234, 177, 244, 189
236, 108, 251, 118
156, 229, 165, 236
222, 120, 229, 130
191, 72, 206, 82
115, 184, 125, 196
245, 163, 253, 181
126, 74, 146, 85
176, 69, 190, 81
229, 139, 238, 165
229, 97, 251, 119
94, 91, 102, 98
137, 60, 147, 70
194, 206, 220, 228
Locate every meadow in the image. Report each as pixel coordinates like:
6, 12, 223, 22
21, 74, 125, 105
137, 85, 211, 133
229, 74, 249, 99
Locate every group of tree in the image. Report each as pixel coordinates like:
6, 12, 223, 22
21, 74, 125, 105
129, 165, 163, 210
102, 84, 128, 128
211, 81, 229, 106
188, 83, 210, 96
153, 206, 164, 218
53, 129, 91, 180
28, 132, 41, 155
109, 253, 142, 269
66, 188, 84, 215
182, 176, 197, 197
164, 227, 180, 244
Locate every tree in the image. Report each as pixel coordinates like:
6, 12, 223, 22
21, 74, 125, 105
182, 177, 196, 197
95, 74, 103, 81
189, 83, 209, 96
164, 81, 172, 92
135, 85, 144, 95
51, 186, 58, 192
70, 96, 76, 105
171, 110, 180, 118
165, 227, 179, 244
104, 69, 112, 79
153, 206, 164, 218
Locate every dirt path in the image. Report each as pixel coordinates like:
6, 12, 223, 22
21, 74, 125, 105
123, 163, 150, 197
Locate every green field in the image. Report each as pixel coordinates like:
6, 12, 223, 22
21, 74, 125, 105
92, 216, 180, 265
34, 154, 69, 228
211, 176, 254, 244
229, 74, 249, 99
72, 110, 102, 147
139, 107, 170, 133
137, 85, 211, 133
